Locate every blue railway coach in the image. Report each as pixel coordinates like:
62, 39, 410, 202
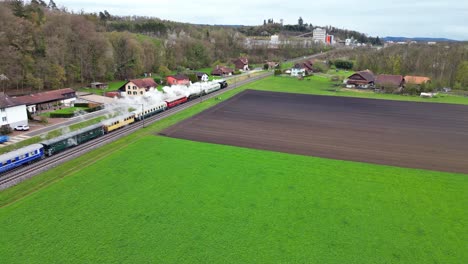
0, 144, 44, 173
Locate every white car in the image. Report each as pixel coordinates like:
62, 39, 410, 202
14, 125, 29, 131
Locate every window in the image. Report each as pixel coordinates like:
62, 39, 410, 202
0, 108, 4, 112
133, 91, 137, 95
140, 91, 143, 95
127, 85, 131, 90
2, 117, 6, 122
127, 91, 131, 95
133, 86, 137, 90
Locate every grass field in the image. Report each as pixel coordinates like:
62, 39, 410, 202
250, 75, 468, 105
0, 75, 467, 263
0, 136, 466, 263
78, 80, 126, 95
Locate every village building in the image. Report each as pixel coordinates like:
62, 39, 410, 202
290, 59, 315, 77
0, 93, 27, 129
375, 74, 405, 91
346, 70, 375, 88
313, 28, 327, 43
233, 58, 250, 71
211, 66, 234, 76
196, 72, 209, 82
404, 76, 431, 85
166, 74, 190, 86
89, 82, 108, 89
13, 88, 76, 114
119, 78, 157, 96
290, 67, 306, 77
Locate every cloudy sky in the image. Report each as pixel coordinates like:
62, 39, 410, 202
57, 0, 467, 40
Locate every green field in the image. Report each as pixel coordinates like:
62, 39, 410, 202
41, 106, 89, 117
250, 75, 468, 105
78, 80, 126, 95
0, 75, 467, 263
0, 136, 466, 263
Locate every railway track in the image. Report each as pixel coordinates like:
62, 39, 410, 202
0, 72, 272, 190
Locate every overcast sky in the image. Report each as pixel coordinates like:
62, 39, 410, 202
57, 0, 468, 40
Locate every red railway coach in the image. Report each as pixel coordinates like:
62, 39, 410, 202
165, 95, 188, 108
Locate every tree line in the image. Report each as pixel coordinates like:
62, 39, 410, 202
352, 44, 468, 89
0, 1, 255, 92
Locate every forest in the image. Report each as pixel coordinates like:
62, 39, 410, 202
0, 0, 320, 92
1, 0, 466, 93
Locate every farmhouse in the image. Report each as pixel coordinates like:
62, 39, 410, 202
196, 72, 209, 82
404, 76, 431, 85
119, 78, 157, 96
13, 88, 76, 114
166, 74, 190, 86
346, 70, 375, 88
211, 66, 234, 76
375, 74, 405, 90
233, 57, 250, 71
291, 65, 307, 77
89, 82, 108, 89
0, 93, 28, 129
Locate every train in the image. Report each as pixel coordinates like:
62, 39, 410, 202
0, 80, 228, 175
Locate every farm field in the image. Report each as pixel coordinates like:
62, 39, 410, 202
251, 75, 468, 105
0, 136, 466, 263
162, 89, 468, 174
0, 75, 467, 263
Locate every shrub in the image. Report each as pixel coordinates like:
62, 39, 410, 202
333, 59, 354, 70
50, 113, 74, 118
40, 116, 48, 124
313, 62, 328, 73
274, 69, 282, 76
0, 125, 12, 135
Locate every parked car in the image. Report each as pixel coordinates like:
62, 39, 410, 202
14, 125, 29, 131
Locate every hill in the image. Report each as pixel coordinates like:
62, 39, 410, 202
383, 36, 459, 42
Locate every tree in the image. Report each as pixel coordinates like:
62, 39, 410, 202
158, 65, 171, 78
298, 17, 303, 27
455, 61, 468, 88
48, 0, 58, 10
188, 73, 198, 83
9, 0, 25, 18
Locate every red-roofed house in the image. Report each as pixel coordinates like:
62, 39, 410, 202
375, 74, 405, 89
13, 88, 76, 114
233, 58, 249, 71
211, 66, 234, 76
166, 74, 190, 86
404, 76, 431, 85
119, 78, 157, 96
346, 70, 375, 88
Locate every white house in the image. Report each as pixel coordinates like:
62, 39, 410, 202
0, 93, 27, 128
196, 72, 209, 82
291, 68, 306, 77
118, 78, 157, 97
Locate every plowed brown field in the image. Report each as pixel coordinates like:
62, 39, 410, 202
161, 90, 468, 174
